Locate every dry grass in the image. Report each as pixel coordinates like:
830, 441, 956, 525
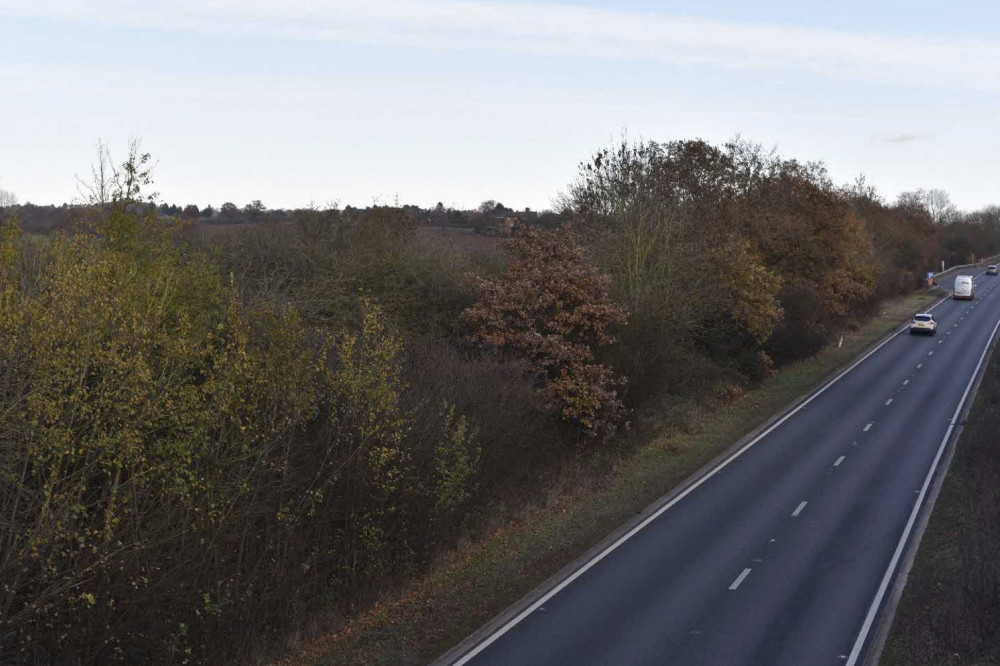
272, 288, 942, 666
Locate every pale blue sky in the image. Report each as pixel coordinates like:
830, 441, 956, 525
1, 1, 999, 211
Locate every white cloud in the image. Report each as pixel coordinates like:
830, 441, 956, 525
5, 0, 1000, 92
2, 1, 1000, 91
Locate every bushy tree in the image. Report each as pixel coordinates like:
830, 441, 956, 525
462, 226, 628, 440
219, 202, 238, 218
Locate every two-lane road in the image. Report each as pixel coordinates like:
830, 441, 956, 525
445, 268, 1000, 666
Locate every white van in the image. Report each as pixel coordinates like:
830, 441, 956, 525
954, 275, 975, 300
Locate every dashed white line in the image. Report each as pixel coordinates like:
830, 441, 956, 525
928, 351, 934, 356
790, 501, 808, 517
729, 568, 752, 590
917, 363, 923, 369
885, 398, 893, 406
448, 267, 993, 666
863, 423, 873, 432
903, 379, 910, 386
938, 340, 944, 345
846, 309, 1000, 666
834, 455, 846, 467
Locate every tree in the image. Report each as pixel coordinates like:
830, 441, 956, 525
77, 139, 156, 213
477, 200, 497, 215
923, 189, 958, 225
462, 226, 628, 440
181, 204, 200, 219
76, 139, 158, 245
0, 188, 16, 208
220, 202, 238, 218
897, 188, 958, 225
201, 205, 215, 218
244, 199, 266, 222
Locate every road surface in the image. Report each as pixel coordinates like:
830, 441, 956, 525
445, 268, 1000, 666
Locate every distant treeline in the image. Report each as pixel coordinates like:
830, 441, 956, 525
6, 198, 565, 234
3, 137, 1000, 664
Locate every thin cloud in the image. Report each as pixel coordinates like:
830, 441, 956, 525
876, 132, 936, 144
3, 1, 1000, 90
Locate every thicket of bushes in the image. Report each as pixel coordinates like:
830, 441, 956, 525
3, 138, 1000, 663
0, 211, 498, 663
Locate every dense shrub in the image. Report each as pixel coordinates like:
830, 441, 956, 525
211, 206, 490, 336
0, 211, 489, 663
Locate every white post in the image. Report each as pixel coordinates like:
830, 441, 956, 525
942, 260, 945, 272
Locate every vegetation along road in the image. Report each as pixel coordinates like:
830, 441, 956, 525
440, 268, 1000, 666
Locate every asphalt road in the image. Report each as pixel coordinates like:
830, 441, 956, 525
447, 267, 1000, 666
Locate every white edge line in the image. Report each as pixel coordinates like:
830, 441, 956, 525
845, 310, 1000, 666
450, 274, 978, 665
729, 568, 752, 590
792, 501, 808, 517
834, 455, 846, 467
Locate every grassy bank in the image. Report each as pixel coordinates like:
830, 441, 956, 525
274, 290, 942, 666
881, 332, 1000, 665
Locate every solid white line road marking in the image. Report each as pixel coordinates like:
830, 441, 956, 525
834, 456, 846, 467
449, 273, 987, 665
729, 568, 752, 590
863, 423, 873, 432
846, 312, 1000, 666
792, 501, 808, 517
885, 399, 893, 406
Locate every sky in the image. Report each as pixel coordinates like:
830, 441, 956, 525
1, 0, 999, 212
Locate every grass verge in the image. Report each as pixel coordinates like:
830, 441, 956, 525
880, 331, 1000, 665
273, 288, 941, 666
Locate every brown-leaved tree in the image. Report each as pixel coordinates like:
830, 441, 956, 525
462, 226, 628, 440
